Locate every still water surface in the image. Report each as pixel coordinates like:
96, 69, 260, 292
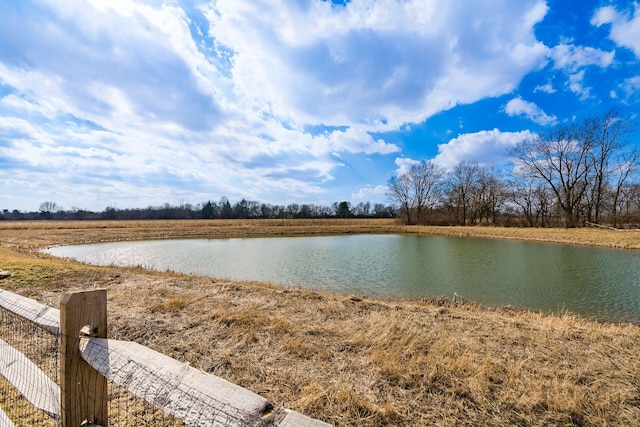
45, 234, 640, 323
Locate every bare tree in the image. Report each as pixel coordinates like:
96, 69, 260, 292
511, 124, 592, 228
508, 177, 553, 227
512, 110, 637, 227
285, 203, 300, 218
351, 201, 371, 217
444, 162, 480, 225
610, 150, 639, 227
585, 108, 635, 224
474, 165, 504, 224
388, 173, 415, 224
39, 201, 61, 220
410, 160, 446, 224
618, 183, 640, 226
387, 160, 445, 225
443, 163, 505, 225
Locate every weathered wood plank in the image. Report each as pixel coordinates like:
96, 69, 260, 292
0, 338, 60, 420
0, 288, 330, 426
0, 289, 60, 335
79, 337, 331, 426
60, 290, 107, 427
80, 337, 278, 426
0, 406, 16, 427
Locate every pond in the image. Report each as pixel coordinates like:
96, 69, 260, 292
45, 234, 640, 323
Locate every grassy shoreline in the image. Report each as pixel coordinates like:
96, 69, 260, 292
1, 219, 640, 426
4, 218, 640, 250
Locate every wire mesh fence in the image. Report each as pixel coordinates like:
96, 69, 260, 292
0, 291, 187, 426
79, 337, 273, 427
0, 288, 329, 427
106, 383, 188, 427
60, 334, 190, 427
0, 303, 59, 426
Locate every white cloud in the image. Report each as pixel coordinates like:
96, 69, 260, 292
503, 97, 557, 125
0, 116, 50, 144
550, 44, 615, 72
203, 0, 549, 129
394, 157, 421, 175
568, 70, 591, 100
324, 128, 400, 155
0, 2, 226, 131
534, 83, 556, 94
621, 75, 640, 100
592, 4, 640, 58
351, 185, 388, 201
547, 43, 615, 101
0, 0, 555, 210
434, 129, 533, 171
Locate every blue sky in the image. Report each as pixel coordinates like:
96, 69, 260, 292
1, 0, 639, 212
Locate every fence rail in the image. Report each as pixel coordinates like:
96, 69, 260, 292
0, 289, 60, 334
0, 338, 60, 419
0, 288, 330, 427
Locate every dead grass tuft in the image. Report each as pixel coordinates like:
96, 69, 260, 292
2, 220, 640, 426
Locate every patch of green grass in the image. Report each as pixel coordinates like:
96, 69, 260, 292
0, 247, 95, 291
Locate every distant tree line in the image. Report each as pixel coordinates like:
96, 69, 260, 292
5, 109, 638, 228
0, 198, 397, 221
388, 109, 640, 228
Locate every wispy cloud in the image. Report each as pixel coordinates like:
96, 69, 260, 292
548, 43, 615, 100
1, 0, 637, 211
351, 185, 388, 201
621, 75, 640, 102
503, 97, 557, 125
592, 4, 640, 58
534, 83, 556, 94
550, 44, 615, 72
203, 0, 549, 129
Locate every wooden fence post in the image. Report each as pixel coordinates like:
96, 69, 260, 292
60, 290, 108, 427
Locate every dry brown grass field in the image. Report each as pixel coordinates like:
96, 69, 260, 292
1, 219, 640, 426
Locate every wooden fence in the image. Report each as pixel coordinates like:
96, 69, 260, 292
0, 288, 330, 426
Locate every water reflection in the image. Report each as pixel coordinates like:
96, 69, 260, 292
45, 234, 640, 323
